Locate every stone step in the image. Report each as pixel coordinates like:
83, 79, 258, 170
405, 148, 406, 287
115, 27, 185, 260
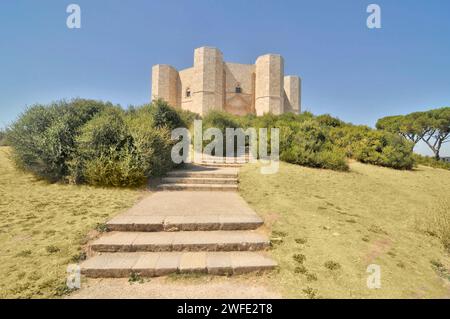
161, 177, 237, 185
90, 231, 269, 252
81, 252, 277, 278
199, 162, 243, 168
167, 170, 238, 179
107, 214, 263, 232
157, 183, 238, 191
167, 168, 238, 178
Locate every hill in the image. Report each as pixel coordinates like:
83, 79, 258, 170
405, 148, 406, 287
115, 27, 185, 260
239, 160, 450, 298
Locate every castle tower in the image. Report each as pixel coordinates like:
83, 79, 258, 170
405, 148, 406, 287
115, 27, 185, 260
283, 76, 301, 113
192, 47, 224, 115
151, 64, 180, 108
255, 54, 284, 115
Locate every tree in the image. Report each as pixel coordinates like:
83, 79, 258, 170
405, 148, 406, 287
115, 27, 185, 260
376, 113, 430, 145
377, 107, 450, 160
421, 107, 450, 160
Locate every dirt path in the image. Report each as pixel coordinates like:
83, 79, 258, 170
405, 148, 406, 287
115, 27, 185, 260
68, 276, 281, 299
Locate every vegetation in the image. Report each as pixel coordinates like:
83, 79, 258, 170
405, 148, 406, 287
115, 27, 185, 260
413, 154, 450, 170
0, 147, 142, 298
200, 111, 414, 171
6, 97, 447, 179
7, 99, 189, 187
239, 161, 450, 298
377, 107, 450, 160
0, 129, 8, 146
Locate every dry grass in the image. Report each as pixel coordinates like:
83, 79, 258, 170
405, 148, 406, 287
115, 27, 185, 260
0, 147, 143, 298
416, 199, 450, 253
239, 160, 450, 298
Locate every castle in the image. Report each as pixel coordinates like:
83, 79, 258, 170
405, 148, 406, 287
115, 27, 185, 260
151, 47, 301, 116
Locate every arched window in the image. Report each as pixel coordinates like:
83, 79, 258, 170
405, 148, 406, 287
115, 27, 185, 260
186, 88, 191, 97
235, 83, 242, 94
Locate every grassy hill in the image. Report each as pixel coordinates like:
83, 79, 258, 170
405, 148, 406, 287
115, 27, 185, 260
1, 145, 449, 298
239, 161, 450, 298
0, 147, 142, 298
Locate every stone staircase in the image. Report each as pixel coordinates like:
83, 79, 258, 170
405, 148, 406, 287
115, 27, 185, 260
156, 155, 249, 191
80, 161, 277, 278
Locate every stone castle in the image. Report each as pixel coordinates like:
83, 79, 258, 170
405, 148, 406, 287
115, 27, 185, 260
151, 47, 301, 116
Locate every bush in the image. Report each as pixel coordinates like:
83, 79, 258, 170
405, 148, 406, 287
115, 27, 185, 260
7, 99, 108, 181
413, 154, 450, 170
127, 107, 174, 177
280, 120, 349, 171
351, 130, 414, 170
9, 100, 178, 187
316, 114, 344, 128
202, 111, 241, 156
150, 99, 185, 130
0, 129, 8, 146
69, 106, 175, 187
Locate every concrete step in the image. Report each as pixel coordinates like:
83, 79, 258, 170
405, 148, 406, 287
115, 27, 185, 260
81, 251, 277, 277
161, 177, 237, 185
157, 183, 238, 191
107, 214, 263, 232
90, 231, 269, 252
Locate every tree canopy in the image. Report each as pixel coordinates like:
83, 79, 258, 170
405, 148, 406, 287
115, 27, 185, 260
376, 107, 450, 159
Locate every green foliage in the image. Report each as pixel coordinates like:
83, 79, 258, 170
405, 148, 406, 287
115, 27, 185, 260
150, 99, 185, 130
280, 120, 349, 171
70, 106, 175, 187
377, 107, 450, 159
202, 111, 241, 156
413, 154, 450, 170
351, 131, 415, 170
316, 114, 344, 128
7, 99, 108, 181
0, 129, 8, 146
9, 99, 179, 187
330, 125, 415, 170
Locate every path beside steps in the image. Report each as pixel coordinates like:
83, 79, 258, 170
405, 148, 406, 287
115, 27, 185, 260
81, 162, 277, 278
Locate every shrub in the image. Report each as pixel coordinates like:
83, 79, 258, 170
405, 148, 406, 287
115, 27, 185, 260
413, 154, 450, 170
0, 129, 8, 146
351, 130, 414, 170
202, 111, 241, 156
280, 120, 349, 171
9, 99, 179, 187
324, 260, 341, 270
177, 109, 200, 129
7, 99, 108, 181
150, 99, 185, 130
127, 107, 175, 177
316, 114, 344, 128
70, 106, 175, 187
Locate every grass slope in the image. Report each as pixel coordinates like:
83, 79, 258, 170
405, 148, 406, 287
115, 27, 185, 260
240, 161, 450, 298
0, 147, 142, 298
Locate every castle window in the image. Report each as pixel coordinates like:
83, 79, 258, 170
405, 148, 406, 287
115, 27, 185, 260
186, 88, 191, 97
235, 84, 242, 94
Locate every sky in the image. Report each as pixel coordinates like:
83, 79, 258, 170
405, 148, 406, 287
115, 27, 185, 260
0, 0, 449, 156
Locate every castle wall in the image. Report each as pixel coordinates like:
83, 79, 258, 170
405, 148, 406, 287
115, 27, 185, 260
255, 54, 284, 116
179, 67, 194, 112
193, 47, 224, 115
151, 47, 301, 117
283, 76, 301, 113
223, 63, 255, 116
151, 64, 180, 108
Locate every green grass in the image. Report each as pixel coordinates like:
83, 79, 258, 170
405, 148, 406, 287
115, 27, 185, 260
240, 160, 450, 298
0, 147, 142, 298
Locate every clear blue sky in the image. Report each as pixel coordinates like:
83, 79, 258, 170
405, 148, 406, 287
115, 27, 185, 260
1, 0, 449, 155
